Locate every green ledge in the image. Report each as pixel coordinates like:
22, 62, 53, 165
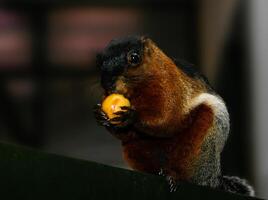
0, 142, 261, 200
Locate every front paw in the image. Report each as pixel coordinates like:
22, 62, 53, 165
94, 104, 136, 131
110, 106, 136, 128
166, 176, 178, 192
158, 169, 179, 193
94, 104, 111, 128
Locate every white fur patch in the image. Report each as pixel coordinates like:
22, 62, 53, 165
189, 93, 230, 152
189, 93, 227, 117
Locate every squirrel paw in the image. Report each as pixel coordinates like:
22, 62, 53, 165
94, 104, 136, 131
158, 169, 178, 193
158, 168, 165, 176
166, 176, 178, 192
110, 106, 137, 127
94, 104, 112, 128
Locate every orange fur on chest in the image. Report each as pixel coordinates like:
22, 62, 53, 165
125, 40, 207, 138
128, 45, 186, 135
122, 104, 214, 180
111, 39, 214, 180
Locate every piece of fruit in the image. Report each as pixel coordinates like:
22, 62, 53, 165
101, 94, 131, 122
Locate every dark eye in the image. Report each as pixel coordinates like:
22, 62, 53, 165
127, 51, 140, 66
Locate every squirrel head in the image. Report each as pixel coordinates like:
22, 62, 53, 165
96, 35, 181, 98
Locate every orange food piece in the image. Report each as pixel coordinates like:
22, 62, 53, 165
101, 94, 131, 122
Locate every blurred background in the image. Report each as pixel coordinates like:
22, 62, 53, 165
0, 0, 267, 198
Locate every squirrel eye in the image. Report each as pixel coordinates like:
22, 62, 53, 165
127, 51, 140, 66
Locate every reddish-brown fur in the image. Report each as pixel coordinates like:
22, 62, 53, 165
113, 38, 213, 181
122, 104, 213, 180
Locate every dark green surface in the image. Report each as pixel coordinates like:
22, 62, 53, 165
0, 142, 261, 200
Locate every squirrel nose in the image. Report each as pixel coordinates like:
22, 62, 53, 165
101, 74, 116, 91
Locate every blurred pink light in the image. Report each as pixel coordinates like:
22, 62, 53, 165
48, 7, 142, 68
0, 10, 31, 68
7, 79, 35, 99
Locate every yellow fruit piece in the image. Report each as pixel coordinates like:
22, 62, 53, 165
101, 94, 131, 122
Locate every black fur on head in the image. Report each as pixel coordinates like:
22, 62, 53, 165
96, 35, 145, 91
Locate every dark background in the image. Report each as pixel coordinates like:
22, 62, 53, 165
0, 0, 262, 198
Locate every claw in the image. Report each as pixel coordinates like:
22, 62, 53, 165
120, 106, 129, 110
158, 168, 165, 176
120, 106, 135, 112
94, 103, 136, 131
114, 111, 127, 115
94, 104, 111, 128
110, 117, 123, 122
157, 169, 178, 193
93, 104, 101, 110
166, 176, 178, 192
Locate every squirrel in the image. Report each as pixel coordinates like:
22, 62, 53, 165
94, 35, 255, 196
